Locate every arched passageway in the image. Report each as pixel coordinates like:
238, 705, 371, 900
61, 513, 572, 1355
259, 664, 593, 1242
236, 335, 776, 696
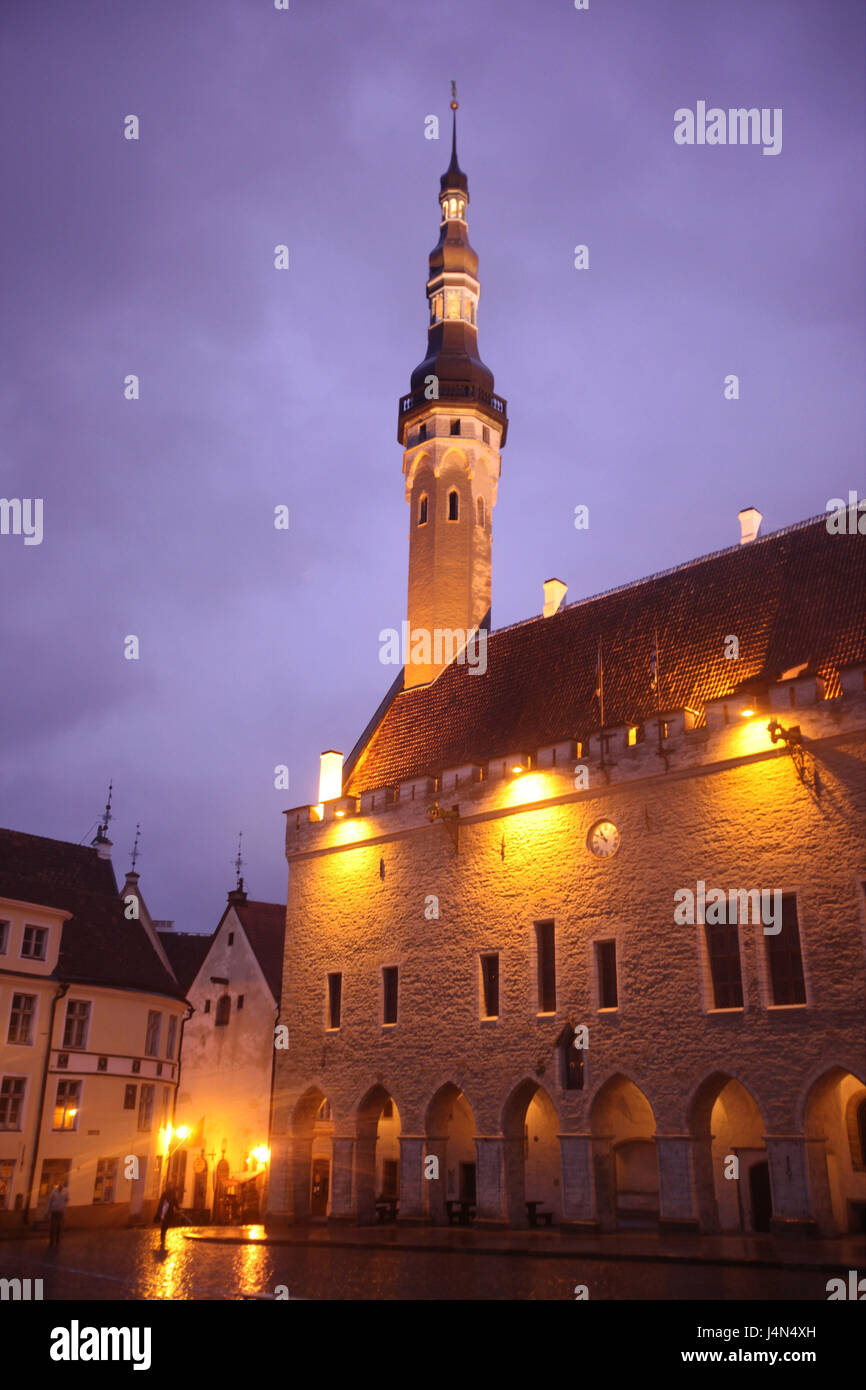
355, 1085, 401, 1224
689, 1073, 768, 1232
803, 1068, 866, 1234
590, 1075, 659, 1229
502, 1080, 562, 1228
289, 1087, 334, 1223
425, 1084, 476, 1223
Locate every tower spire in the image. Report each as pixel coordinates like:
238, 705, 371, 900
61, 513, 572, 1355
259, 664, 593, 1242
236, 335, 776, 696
129, 822, 141, 872
397, 89, 508, 688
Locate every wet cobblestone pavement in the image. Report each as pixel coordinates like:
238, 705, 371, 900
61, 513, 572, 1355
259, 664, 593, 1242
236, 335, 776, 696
0, 1225, 859, 1300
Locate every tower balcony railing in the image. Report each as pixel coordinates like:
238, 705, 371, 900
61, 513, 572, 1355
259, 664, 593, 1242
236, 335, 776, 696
399, 383, 508, 416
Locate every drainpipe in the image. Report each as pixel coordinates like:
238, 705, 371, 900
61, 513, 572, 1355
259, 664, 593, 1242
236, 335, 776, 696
23, 982, 69, 1224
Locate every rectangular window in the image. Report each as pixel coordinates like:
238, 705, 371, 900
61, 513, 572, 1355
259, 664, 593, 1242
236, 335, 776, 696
596, 940, 618, 1009
0, 1078, 26, 1130
450, 418, 460, 435
766, 894, 807, 1005
327, 972, 342, 1029
7, 994, 35, 1045
93, 1157, 118, 1204
144, 1011, 162, 1057
482, 426, 490, 445
237, 995, 244, 1010
204, 1000, 211, 1014
0, 921, 8, 954
705, 922, 744, 1009
382, 966, 398, 1025
137, 1083, 154, 1132
123, 1084, 137, 1110
480, 954, 499, 1019
165, 1016, 178, 1060
62, 999, 91, 1050
536, 921, 556, 1013
21, 926, 48, 960
53, 1079, 81, 1131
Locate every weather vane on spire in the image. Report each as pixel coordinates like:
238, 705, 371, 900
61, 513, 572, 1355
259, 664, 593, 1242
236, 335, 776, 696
451, 80, 458, 111
130, 823, 141, 872
100, 781, 113, 836
234, 831, 244, 891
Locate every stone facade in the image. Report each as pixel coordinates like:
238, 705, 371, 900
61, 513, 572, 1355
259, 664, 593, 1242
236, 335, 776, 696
268, 674, 866, 1235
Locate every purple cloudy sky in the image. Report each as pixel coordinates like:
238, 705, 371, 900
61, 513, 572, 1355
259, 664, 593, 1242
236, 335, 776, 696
1, 0, 863, 933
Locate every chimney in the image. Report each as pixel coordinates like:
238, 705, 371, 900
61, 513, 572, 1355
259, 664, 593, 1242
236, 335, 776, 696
542, 578, 568, 618
91, 827, 113, 861
737, 507, 762, 545
318, 750, 343, 804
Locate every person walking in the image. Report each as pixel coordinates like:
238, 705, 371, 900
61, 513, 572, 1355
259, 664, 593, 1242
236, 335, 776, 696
156, 1185, 177, 1251
46, 1182, 68, 1247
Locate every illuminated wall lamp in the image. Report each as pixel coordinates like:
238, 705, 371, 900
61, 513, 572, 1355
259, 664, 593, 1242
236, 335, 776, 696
326, 796, 357, 821
509, 754, 530, 775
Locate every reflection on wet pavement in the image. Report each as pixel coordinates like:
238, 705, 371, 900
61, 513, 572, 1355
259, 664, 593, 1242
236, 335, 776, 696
0, 1226, 842, 1301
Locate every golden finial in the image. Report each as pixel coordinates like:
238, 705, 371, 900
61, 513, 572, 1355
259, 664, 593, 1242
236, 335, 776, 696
450, 80, 458, 112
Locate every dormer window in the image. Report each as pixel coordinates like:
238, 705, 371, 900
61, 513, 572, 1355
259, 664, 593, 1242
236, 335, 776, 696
448, 490, 459, 521
418, 494, 428, 525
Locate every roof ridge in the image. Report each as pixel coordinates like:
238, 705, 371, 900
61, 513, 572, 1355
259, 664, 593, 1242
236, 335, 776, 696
486, 512, 831, 642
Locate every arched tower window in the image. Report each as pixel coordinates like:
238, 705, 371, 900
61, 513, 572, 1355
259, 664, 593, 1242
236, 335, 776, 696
418, 493, 428, 526
215, 995, 231, 1027
476, 497, 485, 528
448, 490, 459, 521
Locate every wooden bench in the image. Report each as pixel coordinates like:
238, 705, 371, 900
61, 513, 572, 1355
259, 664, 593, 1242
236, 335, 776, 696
525, 1201, 553, 1228
446, 1199, 476, 1226
375, 1198, 398, 1223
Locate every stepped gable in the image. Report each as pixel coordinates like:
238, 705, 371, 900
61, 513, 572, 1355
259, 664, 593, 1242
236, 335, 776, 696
345, 516, 865, 795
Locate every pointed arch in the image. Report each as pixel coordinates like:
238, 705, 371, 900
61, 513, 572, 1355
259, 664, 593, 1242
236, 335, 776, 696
501, 1078, 562, 1227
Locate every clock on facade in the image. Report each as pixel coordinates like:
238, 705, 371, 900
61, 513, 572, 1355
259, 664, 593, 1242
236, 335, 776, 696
587, 820, 621, 858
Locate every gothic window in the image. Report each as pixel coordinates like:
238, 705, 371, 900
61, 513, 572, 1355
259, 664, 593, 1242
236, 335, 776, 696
476, 497, 485, 528
418, 494, 428, 525
448, 490, 459, 521
215, 994, 231, 1027
765, 895, 806, 1005
596, 940, 618, 1009
480, 953, 499, 1018
446, 290, 460, 319
418, 422, 427, 442
536, 921, 556, 1013
705, 921, 744, 1009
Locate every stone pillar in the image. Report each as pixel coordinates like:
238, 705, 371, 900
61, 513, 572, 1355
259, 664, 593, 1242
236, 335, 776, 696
474, 1136, 507, 1227
353, 1135, 378, 1225
398, 1135, 427, 1224
265, 1137, 291, 1227
591, 1135, 616, 1232
559, 1134, 597, 1229
690, 1136, 719, 1232
425, 1135, 449, 1224
656, 1135, 700, 1232
328, 1137, 356, 1224
803, 1136, 836, 1236
288, 1136, 314, 1224
502, 1136, 526, 1228
765, 1135, 820, 1236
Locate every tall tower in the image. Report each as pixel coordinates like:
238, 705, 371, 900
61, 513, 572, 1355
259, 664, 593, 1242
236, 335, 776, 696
398, 88, 508, 689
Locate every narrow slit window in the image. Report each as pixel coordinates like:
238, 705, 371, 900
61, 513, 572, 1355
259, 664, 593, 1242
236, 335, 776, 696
448, 490, 459, 521
418, 493, 428, 525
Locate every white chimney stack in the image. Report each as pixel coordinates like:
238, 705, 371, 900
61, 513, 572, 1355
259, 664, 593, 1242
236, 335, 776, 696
318, 750, 343, 804
542, 578, 568, 618
738, 507, 763, 545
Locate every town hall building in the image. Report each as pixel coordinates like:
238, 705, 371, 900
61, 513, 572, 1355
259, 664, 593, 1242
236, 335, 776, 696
267, 101, 866, 1237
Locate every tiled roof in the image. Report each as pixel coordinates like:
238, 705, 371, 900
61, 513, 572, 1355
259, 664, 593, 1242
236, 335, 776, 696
346, 516, 865, 794
157, 930, 212, 994
234, 900, 286, 1001
0, 828, 184, 997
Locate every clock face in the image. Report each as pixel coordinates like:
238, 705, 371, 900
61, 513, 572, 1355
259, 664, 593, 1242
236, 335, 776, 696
588, 820, 620, 858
